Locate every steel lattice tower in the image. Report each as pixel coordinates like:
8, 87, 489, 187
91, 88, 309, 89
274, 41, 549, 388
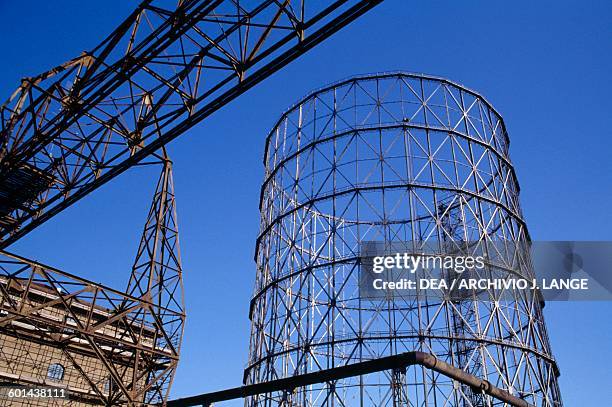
246, 73, 562, 406
0, 154, 185, 406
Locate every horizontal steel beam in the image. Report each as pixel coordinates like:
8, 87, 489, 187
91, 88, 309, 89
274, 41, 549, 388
167, 351, 534, 407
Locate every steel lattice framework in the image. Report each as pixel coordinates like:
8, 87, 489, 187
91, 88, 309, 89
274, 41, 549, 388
247, 73, 562, 406
0, 1, 382, 405
0, 0, 382, 247
0, 155, 184, 406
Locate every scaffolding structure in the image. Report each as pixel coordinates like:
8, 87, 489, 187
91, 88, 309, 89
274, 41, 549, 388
246, 72, 562, 406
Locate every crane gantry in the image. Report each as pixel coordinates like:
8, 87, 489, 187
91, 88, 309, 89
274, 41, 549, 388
0, 0, 382, 247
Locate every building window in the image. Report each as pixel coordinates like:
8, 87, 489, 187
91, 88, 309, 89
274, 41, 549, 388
47, 363, 64, 381
104, 377, 118, 394
64, 316, 76, 334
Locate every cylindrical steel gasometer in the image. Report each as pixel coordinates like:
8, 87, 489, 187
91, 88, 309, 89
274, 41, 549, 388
246, 72, 562, 406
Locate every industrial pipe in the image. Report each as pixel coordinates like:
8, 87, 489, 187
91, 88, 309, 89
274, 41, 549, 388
167, 351, 534, 407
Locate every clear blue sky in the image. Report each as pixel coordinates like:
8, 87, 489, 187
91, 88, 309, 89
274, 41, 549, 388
1, 1, 610, 405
